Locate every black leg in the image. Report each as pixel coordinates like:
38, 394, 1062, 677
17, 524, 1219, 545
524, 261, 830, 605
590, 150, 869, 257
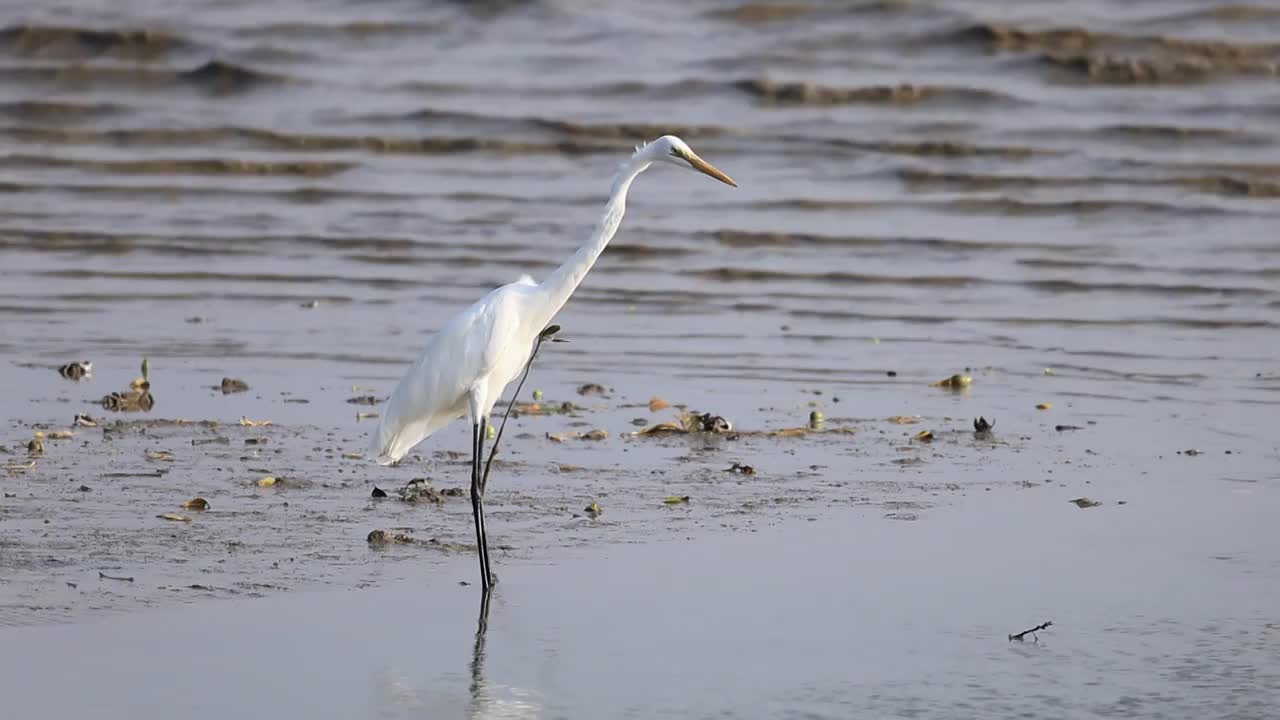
476, 417, 493, 587
469, 422, 491, 591
479, 329, 552, 496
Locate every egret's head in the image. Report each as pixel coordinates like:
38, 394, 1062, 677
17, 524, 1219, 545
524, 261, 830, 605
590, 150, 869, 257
644, 135, 737, 187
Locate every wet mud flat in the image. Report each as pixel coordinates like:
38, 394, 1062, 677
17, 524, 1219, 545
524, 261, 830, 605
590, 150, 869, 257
0, 365, 993, 624
3, 353, 1271, 626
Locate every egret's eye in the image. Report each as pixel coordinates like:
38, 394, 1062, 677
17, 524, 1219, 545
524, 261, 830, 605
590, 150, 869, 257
669, 147, 684, 159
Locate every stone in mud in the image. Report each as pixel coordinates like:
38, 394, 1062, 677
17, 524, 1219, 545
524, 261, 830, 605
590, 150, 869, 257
367, 529, 415, 545
547, 429, 608, 442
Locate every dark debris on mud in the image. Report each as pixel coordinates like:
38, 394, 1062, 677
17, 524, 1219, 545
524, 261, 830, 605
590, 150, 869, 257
1, 371, 1066, 626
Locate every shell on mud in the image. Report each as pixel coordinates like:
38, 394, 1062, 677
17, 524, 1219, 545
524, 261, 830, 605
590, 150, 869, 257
931, 374, 972, 389
58, 361, 92, 381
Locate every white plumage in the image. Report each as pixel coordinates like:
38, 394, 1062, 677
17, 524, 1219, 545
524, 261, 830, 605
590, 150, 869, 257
367, 134, 737, 589
372, 274, 540, 465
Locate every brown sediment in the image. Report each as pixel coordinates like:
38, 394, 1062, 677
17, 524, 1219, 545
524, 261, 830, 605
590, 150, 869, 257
708, 3, 815, 24
0, 24, 191, 60
1131, 4, 1280, 26
787, 307, 1278, 329
1180, 4, 1280, 21
180, 60, 283, 93
742, 198, 884, 211
0, 126, 613, 156
0, 227, 436, 255
876, 140, 1044, 158
0, 180, 417, 207
897, 168, 1095, 190
34, 268, 423, 290
690, 265, 1271, 298
956, 21, 1280, 58
707, 229, 1094, 254
688, 267, 979, 287
241, 20, 446, 39
534, 118, 727, 140
1178, 176, 1280, 198
948, 21, 1280, 83
741, 196, 1236, 216
0, 59, 286, 93
936, 197, 1238, 216
738, 78, 1015, 107
1, 153, 354, 177
1017, 258, 1280, 279
1123, 159, 1280, 179
898, 168, 1280, 198
953, 23, 1110, 53
814, 138, 1050, 159
1042, 52, 1279, 84
0, 100, 129, 121
1094, 124, 1274, 146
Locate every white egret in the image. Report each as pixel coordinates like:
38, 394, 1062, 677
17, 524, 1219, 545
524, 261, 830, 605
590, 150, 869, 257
371, 135, 737, 589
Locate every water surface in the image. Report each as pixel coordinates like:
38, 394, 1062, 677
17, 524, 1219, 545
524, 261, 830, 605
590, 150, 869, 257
3, 480, 1277, 718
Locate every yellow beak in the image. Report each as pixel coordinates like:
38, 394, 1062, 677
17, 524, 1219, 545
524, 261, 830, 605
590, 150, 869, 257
688, 154, 737, 187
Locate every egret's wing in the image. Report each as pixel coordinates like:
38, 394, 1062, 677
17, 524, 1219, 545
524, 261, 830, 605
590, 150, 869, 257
370, 281, 542, 464
370, 327, 468, 464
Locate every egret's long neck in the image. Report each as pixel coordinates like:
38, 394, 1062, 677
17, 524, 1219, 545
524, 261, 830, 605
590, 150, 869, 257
535, 154, 651, 327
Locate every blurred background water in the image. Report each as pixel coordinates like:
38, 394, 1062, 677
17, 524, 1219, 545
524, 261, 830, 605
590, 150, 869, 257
1, 0, 1277, 416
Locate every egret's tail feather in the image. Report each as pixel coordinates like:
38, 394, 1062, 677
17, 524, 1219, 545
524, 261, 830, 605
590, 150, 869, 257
369, 397, 466, 466
370, 422, 418, 466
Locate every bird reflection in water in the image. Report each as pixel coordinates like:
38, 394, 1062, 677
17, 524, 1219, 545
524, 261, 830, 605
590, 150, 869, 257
468, 587, 493, 715
466, 588, 542, 720
373, 588, 541, 718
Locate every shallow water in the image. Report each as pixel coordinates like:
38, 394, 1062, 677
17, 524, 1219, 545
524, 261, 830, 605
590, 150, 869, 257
0, 0, 1278, 696
2, 0, 1278, 401
3, 481, 1278, 719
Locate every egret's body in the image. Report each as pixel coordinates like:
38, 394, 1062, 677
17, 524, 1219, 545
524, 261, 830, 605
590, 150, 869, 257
373, 273, 541, 465
370, 135, 736, 589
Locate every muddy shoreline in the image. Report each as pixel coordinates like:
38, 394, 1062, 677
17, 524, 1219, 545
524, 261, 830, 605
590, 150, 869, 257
3, 350, 1266, 627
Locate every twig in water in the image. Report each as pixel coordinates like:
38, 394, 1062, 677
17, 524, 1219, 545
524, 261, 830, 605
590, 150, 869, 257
98, 571, 135, 582
1008, 620, 1053, 642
